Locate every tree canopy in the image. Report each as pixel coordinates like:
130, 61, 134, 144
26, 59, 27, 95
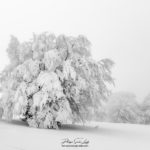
0, 33, 114, 129
106, 92, 140, 124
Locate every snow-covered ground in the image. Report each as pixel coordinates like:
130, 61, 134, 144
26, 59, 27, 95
0, 120, 149, 150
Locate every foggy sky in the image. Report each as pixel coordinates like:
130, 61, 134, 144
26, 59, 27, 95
0, 0, 150, 101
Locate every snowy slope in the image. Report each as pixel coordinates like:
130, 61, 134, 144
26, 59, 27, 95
0, 120, 149, 150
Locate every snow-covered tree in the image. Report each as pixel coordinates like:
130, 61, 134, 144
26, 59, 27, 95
106, 92, 140, 124
141, 93, 150, 124
0, 33, 114, 129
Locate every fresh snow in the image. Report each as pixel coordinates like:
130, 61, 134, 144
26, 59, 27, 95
0, 120, 149, 150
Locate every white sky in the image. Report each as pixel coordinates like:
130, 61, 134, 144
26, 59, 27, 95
0, 0, 150, 101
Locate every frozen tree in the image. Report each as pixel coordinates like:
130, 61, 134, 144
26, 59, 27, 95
106, 92, 140, 124
141, 93, 150, 124
0, 32, 114, 129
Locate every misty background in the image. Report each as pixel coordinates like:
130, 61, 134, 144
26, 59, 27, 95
0, 0, 150, 102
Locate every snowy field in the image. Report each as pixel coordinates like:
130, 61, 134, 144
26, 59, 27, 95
0, 120, 149, 150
